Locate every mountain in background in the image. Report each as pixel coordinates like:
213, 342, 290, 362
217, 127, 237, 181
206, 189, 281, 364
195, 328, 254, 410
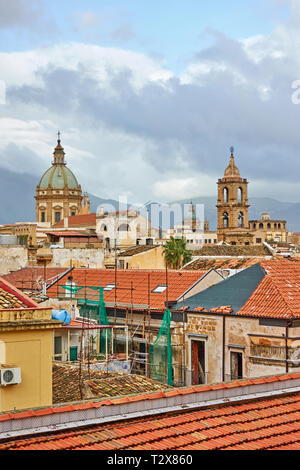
0, 169, 299, 232
171, 197, 300, 233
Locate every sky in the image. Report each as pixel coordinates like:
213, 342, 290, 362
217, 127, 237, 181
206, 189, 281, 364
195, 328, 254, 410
0, 0, 300, 205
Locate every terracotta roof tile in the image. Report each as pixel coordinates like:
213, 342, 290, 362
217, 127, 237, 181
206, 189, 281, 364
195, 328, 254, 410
2, 386, 300, 450
52, 363, 169, 404
54, 213, 96, 228
47, 268, 207, 310
0, 277, 39, 309
2, 267, 70, 293
238, 260, 300, 318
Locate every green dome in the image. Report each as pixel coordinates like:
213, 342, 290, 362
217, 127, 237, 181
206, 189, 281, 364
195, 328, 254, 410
38, 165, 80, 189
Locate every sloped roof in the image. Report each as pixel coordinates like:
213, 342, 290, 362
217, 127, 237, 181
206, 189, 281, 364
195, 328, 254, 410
178, 260, 300, 319
0, 277, 39, 309
119, 245, 157, 257
1, 373, 300, 450
52, 364, 169, 404
177, 263, 266, 314
192, 245, 272, 257
238, 260, 300, 318
47, 268, 207, 310
54, 213, 96, 228
2, 267, 71, 292
184, 257, 264, 271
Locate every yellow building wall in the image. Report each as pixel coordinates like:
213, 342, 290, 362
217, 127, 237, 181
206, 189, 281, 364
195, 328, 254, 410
0, 329, 53, 412
125, 246, 166, 270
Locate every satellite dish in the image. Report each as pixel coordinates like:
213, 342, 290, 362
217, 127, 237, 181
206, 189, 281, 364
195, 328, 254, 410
291, 348, 300, 366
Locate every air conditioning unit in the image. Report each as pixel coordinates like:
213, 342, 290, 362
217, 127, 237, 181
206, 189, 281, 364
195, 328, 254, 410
0, 368, 21, 386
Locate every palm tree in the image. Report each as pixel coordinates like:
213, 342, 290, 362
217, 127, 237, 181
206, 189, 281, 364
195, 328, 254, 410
163, 237, 192, 269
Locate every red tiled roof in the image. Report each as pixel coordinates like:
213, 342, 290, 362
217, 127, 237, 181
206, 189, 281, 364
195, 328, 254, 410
54, 213, 96, 228
1, 373, 300, 450
0, 277, 38, 309
47, 269, 207, 310
184, 257, 267, 271
2, 267, 71, 292
238, 260, 300, 318
45, 231, 95, 237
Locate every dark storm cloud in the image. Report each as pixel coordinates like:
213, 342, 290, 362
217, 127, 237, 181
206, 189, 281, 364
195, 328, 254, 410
6, 30, 300, 185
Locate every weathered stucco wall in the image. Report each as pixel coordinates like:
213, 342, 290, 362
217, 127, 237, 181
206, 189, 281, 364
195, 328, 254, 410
51, 248, 104, 269
0, 246, 28, 275
181, 313, 300, 386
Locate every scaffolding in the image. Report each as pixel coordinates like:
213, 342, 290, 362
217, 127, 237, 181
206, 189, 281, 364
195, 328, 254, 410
56, 269, 184, 387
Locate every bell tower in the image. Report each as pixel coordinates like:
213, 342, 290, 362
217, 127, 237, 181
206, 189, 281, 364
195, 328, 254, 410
217, 147, 253, 245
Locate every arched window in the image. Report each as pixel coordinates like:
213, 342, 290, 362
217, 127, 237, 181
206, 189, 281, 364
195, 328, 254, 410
223, 187, 229, 203
278, 223, 281, 229
274, 223, 277, 229
267, 223, 271, 229
223, 212, 229, 228
238, 187, 243, 204
253, 223, 256, 229
118, 224, 130, 232
100, 224, 108, 232
259, 223, 264, 229
238, 212, 244, 228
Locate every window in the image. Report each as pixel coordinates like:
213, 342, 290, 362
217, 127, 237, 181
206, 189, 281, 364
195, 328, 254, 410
54, 336, 62, 361
41, 212, 45, 222
104, 283, 116, 291
256, 238, 262, 243
191, 340, 206, 385
230, 351, 243, 380
223, 212, 229, 228
71, 212, 76, 217
152, 285, 167, 293
259, 223, 264, 229
55, 212, 61, 223
118, 224, 130, 232
238, 187, 243, 203
238, 212, 244, 228
223, 187, 229, 203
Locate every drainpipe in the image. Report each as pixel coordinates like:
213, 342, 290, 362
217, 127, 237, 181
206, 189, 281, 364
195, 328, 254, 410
286, 319, 293, 374
222, 315, 226, 382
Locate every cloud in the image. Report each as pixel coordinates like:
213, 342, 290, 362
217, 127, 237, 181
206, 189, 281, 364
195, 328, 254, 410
2, 4, 300, 204
72, 9, 136, 45
153, 176, 217, 201
73, 11, 102, 32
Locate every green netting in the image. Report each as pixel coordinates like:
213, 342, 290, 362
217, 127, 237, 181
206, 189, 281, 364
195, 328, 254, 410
98, 286, 112, 353
149, 309, 173, 386
61, 284, 112, 354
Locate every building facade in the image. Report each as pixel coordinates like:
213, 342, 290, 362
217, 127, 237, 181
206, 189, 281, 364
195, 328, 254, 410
249, 212, 288, 244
